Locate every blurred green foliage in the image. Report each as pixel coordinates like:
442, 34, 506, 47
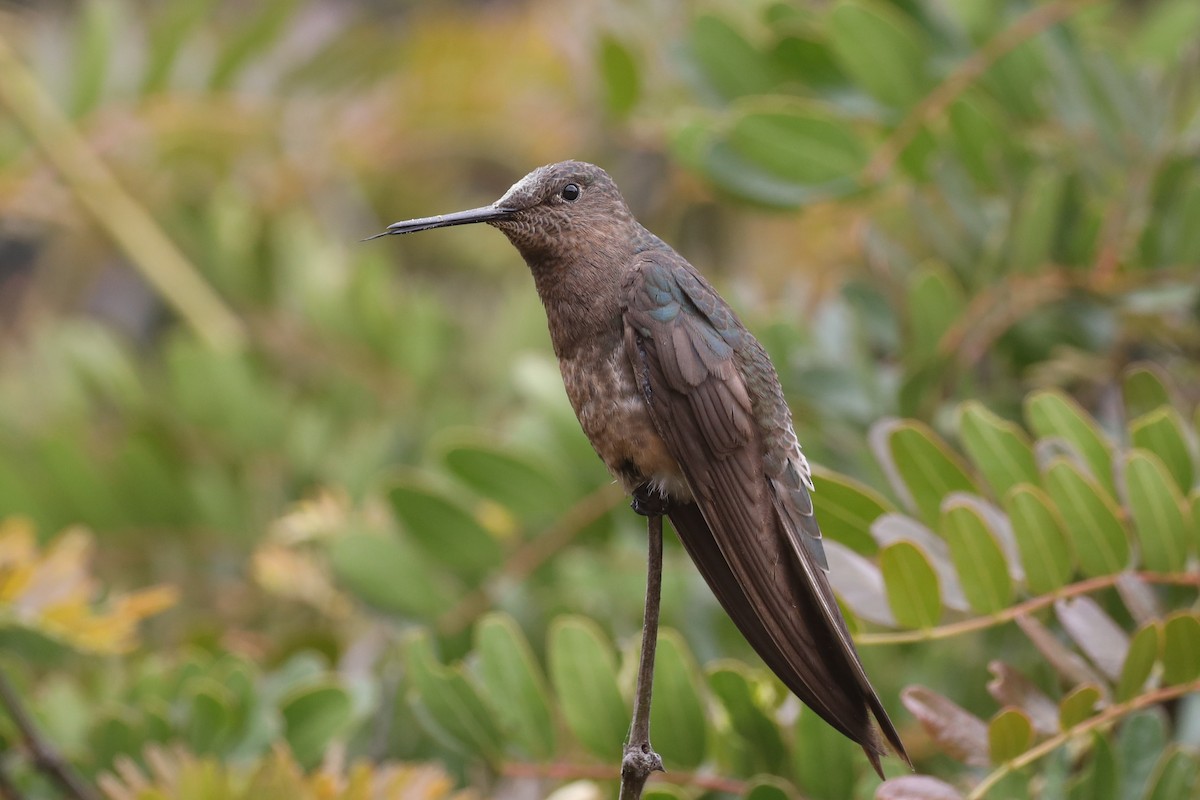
0, 0, 1198, 798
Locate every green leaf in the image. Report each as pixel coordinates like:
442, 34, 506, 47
184, 679, 233, 755
1129, 409, 1194, 493
708, 663, 787, 776
1073, 733, 1117, 800
873, 419, 978, 526
142, 0, 216, 94
1044, 459, 1129, 576
547, 616, 628, 760
1130, 0, 1200, 64
959, 402, 1040, 499
475, 612, 556, 760
598, 36, 640, 117
794, 707, 859, 800
1122, 363, 1173, 420
810, 467, 892, 554
1006, 168, 1065, 271
906, 266, 966, 364
440, 438, 567, 524
1143, 748, 1200, 800
1117, 711, 1168, 800
209, 0, 299, 90
280, 682, 352, 769
745, 776, 800, 800
328, 531, 455, 619
1124, 451, 1190, 572
1026, 391, 1115, 496
71, 0, 121, 118
1004, 484, 1074, 593
1059, 684, 1102, 730
387, 475, 503, 579
727, 103, 868, 185
828, 0, 929, 108
686, 15, 775, 101
988, 708, 1034, 764
649, 629, 707, 769
941, 501, 1012, 614
1116, 623, 1160, 703
1162, 613, 1200, 685
880, 540, 941, 629
404, 632, 502, 760
948, 93, 1009, 187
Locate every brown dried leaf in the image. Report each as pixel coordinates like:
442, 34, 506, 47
876, 775, 965, 799
1016, 615, 1109, 696
987, 662, 1059, 736
901, 686, 989, 767
1055, 597, 1129, 680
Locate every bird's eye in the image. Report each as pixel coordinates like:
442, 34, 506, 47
561, 183, 581, 202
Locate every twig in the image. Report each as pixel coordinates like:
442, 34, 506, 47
0, 759, 26, 800
0, 33, 244, 351
855, 571, 1200, 647
862, 0, 1099, 185
967, 678, 1200, 799
500, 760, 747, 794
0, 669, 100, 800
619, 513, 665, 800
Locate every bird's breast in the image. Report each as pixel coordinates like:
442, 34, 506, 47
559, 344, 689, 501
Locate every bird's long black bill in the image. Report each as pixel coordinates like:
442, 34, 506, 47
364, 205, 513, 240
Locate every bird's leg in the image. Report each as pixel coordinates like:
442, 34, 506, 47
629, 483, 673, 517
619, 511, 666, 800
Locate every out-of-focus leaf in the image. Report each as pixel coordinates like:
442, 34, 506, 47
906, 267, 965, 362
744, 776, 798, 800
1116, 573, 1163, 625
988, 707, 1034, 764
708, 663, 787, 776
387, 475, 503, 579
70, 0, 121, 118
941, 501, 1012, 614
598, 36, 640, 117
728, 103, 868, 185
1073, 733, 1118, 800
811, 467, 892, 555
1143, 748, 1200, 800
184, 679, 233, 754
209, 0, 299, 90
648, 629, 707, 770
948, 94, 1009, 187
1162, 613, 1200, 685
404, 632, 502, 760
328, 532, 455, 619
1124, 451, 1190, 572
1044, 459, 1129, 576
1026, 391, 1115, 495
1122, 363, 1173, 420
142, 0, 216, 94
879, 540, 941, 629
876, 775, 964, 799
872, 514, 969, 612
1059, 684, 1102, 730
793, 706, 858, 800
1129, 410, 1194, 493
1003, 484, 1073, 593
1006, 168, 1065, 272
871, 419, 978, 526
769, 32, 847, 91
685, 15, 774, 101
901, 685, 989, 767
959, 402, 1039, 499
547, 617, 627, 761
1056, 597, 1128, 680
1016, 616, 1108, 690
1117, 711, 1168, 800
475, 612, 556, 760
1116, 623, 1160, 703
826, 542, 895, 626
280, 682, 352, 769
1130, 0, 1200, 64
828, 0, 929, 108
987, 662, 1059, 736
440, 438, 566, 525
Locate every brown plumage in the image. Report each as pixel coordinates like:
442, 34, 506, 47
376, 160, 909, 776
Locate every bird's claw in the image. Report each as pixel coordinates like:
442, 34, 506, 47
630, 484, 673, 517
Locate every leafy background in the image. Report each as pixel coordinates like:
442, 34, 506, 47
0, 0, 1198, 798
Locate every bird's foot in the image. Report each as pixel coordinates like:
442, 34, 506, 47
630, 484, 674, 517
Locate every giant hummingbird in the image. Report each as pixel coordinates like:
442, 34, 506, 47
374, 161, 909, 775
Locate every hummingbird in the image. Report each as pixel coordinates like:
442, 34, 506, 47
374, 161, 908, 775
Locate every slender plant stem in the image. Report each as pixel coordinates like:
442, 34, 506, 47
0, 670, 100, 800
968, 678, 1200, 799
0, 33, 244, 351
0, 759, 25, 800
856, 571, 1200, 647
619, 513, 665, 800
501, 760, 748, 795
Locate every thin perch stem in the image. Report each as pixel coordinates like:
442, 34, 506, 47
619, 513, 665, 800
0, 669, 100, 800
